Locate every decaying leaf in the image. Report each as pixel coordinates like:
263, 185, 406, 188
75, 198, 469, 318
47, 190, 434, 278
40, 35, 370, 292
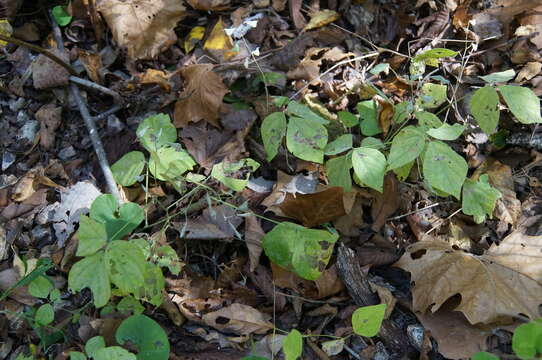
395, 240, 542, 324
174, 64, 229, 128
36, 104, 62, 150
203, 18, 236, 62
98, 0, 185, 60
138, 69, 173, 92
186, 0, 230, 11
202, 303, 273, 335
304, 9, 340, 31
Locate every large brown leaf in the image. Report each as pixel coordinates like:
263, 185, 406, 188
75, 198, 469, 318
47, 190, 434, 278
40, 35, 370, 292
279, 187, 346, 227
202, 303, 273, 335
174, 64, 229, 128
98, 0, 185, 60
394, 239, 542, 324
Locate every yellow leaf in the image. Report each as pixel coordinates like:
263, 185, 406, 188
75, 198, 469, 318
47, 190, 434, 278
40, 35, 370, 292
304, 9, 339, 31
184, 26, 205, 53
0, 20, 13, 47
203, 18, 236, 61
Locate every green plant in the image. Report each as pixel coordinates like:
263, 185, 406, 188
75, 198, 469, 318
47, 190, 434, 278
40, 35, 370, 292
52, 4, 73, 27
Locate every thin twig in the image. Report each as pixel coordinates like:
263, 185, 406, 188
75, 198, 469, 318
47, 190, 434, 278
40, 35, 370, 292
69, 76, 122, 101
92, 104, 123, 121
388, 202, 440, 221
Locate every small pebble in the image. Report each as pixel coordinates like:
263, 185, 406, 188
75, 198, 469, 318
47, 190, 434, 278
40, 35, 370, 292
15, 110, 30, 126
17, 120, 39, 142
9, 97, 26, 112
58, 146, 76, 160
407, 324, 425, 351
107, 115, 125, 134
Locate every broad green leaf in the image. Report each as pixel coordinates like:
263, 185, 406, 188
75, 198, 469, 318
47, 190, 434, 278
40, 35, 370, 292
415, 111, 443, 129
283, 329, 303, 360
135, 262, 165, 306
90, 195, 144, 241
69, 352, 87, 360
416, 83, 447, 109
479, 69, 515, 84
426, 123, 465, 140
422, 141, 467, 199
211, 158, 260, 191
286, 101, 328, 125
68, 252, 110, 307
325, 153, 352, 192
254, 72, 286, 88
352, 304, 386, 337
357, 100, 381, 136
413, 48, 458, 62
85, 336, 106, 358
155, 245, 182, 275
111, 151, 146, 186
387, 126, 426, 170
286, 116, 328, 163
28, 275, 53, 299
117, 296, 145, 315
462, 174, 501, 223
76, 215, 107, 256
94, 347, 136, 360
52, 5, 72, 26
49, 288, 61, 303
261, 112, 287, 161
352, 147, 386, 192
136, 114, 177, 152
338, 111, 358, 127
262, 222, 338, 280
324, 134, 352, 155
361, 137, 384, 149
107, 241, 147, 295
512, 321, 542, 360
393, 161, 414, 181
470, 352, 499, 360
470, 86, 500, 134
499, 85, 542, 124
410, 60, 426, 78
273, 96, 289, 107
392, 101, 412, 124
148, 146, 195, 181
116, 315, 170, 360
35, 303, 54, 326
241, 357, 269, 360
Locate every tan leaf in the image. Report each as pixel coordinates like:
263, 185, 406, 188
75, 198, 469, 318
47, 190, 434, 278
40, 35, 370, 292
304, 9, 340, 31
186, 0, 230, 11
174, 64, 229, 128
244, 215, 264, 272
97, 0, 185, 60
138, 68, 173, 92
394, 240, 542, 324
371, 173, 399, 231
77, 49, 103, 84
515, 61, 542, 82
36, 104, 62, 151
202, 303, 273, 335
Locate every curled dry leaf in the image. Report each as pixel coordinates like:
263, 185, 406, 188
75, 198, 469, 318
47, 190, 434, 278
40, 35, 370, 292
174, 64, 229, 128
202, 303, 274, 335
304, 9, 340, 31
394, 240, 542, 324
138, 69, 173, 92
97, 0, 185, 60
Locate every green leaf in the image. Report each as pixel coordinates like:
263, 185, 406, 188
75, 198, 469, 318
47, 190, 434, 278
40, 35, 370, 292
325, 153, 352, 192
28, 275, 53, 299
262, 222, 338, 280
117, 296, 145, 315
69, 351, 87, 360
470, 86, 500, 134
35, 303, 54, 326
387, 126, 426, 170
261, 112, 287, 162
370, 63, 390, 75
273, 96, 289, 108
360, 137, 384, 149
338, 111, 358, 127
116, 315, 170, 360
211, 158, 260, 191
286, 116, 328, 163
49, 288, 61, 303
90, 195, 144, 241
94, 347, 136, 360
462, 174, 501, 223
352, 304, 386, 337
148, 145, 195, 181
283, 329, 303, 360
135, 262, 165, 306
426, 123, 465, 140
76, 215, 107, 256
351, 147, 386, 192
479, 69, 515, 84
415, 111, 443, 129
512, 321, 542, 360
357, 100, 381, 136
499, 85, 542, 124
112, 151, 146, 186
68, 252, 110, 308
107, 241, 147, 295
155, 245, 182, 275
470, 352, 499, 360
410, 60, 426, 78
52, 5, 72, 26
136, 113, 177, 152
393, 161, 414, 181
416, 83, 447, 109
422, 141, 467, 199
324, 134, 352, 155
286, 101, 328, 125
254, 72, 286, 88
392, 101, 412, 124
413, 48, 458, 62
85, 336, 106, 358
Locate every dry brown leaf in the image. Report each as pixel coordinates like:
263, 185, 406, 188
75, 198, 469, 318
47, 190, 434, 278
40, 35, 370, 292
138, 68, 173, 92
313, 265, 345, 298
186, 0, 230, 11
369, 282, 397, 319
174, 64, 229, 128
376, 97, 394, 137
97, 0, 185, 60
371, 173, 399, 231
289, 0, 306, 29
304, 9, 340, 31
77, 49, 103, 84
515, 61, 542, 82
287, 47, 353, 83
519, 5, 542, 49
244, 215, 264, 272
32, 49, 70, 89
394, 240, 542, 324
333, 196, 364, 237
36, 104, 62, 150
202, 303, 273, 335
279, 187, 346, 228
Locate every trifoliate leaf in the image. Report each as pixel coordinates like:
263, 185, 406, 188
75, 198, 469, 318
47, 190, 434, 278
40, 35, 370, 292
261, 112, 287, 162
462, 174, 501, 223
470, 86, 500, 134
351, 147, 386, 192
136, 113, 177, 152
422, 141, 467, 199
357, 100, 381, 136
90, 195, 144, 241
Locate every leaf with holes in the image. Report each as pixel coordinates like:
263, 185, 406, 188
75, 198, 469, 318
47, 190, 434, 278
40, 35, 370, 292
416, 83, 447, 109
422, 141, 467, 199
148, 145, 195, 181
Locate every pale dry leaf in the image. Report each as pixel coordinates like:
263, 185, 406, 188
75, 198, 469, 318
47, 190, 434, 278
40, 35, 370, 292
394, 240, 542, 324
202, 303, 273, 335
186, 0, 230, 11
138, 68, 173, 91
174, 64, 229, 128
515, 61, 542, 82
36, 104, 62, 150
97, 0, 185, 60
244, 215, 264, 272
304, 9, 340, 31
